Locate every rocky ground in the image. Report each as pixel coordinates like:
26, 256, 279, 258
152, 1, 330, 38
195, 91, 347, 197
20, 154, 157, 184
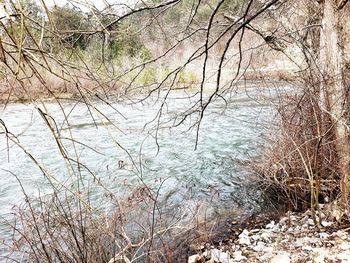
188, 204, 350, 263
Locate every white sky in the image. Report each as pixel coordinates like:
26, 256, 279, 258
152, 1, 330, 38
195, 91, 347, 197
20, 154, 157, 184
43, 0, 107, 8
42, 0, 138, 10
1, 0, 137, 19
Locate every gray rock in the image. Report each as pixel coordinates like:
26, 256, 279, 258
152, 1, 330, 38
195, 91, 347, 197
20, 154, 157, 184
303, 245, 313, 251
294, 226, 301, 232
263, 246, 274, 253
240, 229, 249, 236
251, 235, 260, 241
294, 238, 304, 248
231, 251, 247, 262
260, 232, 271, 242
311, 248, 327, 263
290, 215, 297, 221
319, 232, 329, 239
321, 221, 333, 227
188, 254, 201, 263
210, 249, 230, 263
339, 242, 350, 250
307, 237, 319, 244
301, 215, 309, 223
270, 252, 291, 263
337, 251, 350, 260
279, 217, 288, 224
335, 230, 348, 240
238, 236, 251, 246
307, 219, 315, 226
252, 242, 266, 252
259, 253, 272, 262
266, 221, 275, 229
286, 227, 294, 233
238, 230, 250, 246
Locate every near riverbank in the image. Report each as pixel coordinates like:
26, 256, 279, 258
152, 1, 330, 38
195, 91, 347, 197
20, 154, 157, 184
188, 204, 350, 263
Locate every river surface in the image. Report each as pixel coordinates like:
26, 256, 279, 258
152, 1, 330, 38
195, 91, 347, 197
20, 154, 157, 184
0, 85, 286, 240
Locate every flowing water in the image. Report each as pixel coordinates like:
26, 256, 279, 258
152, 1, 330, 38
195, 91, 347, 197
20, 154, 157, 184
0, 85, 287, 243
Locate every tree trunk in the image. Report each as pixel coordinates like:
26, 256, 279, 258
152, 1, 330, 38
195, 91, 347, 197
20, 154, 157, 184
319, 0, 350, 214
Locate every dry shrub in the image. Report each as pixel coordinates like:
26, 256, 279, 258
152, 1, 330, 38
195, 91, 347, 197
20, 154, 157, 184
254, 86, 340, 214
2, 181, 207, 263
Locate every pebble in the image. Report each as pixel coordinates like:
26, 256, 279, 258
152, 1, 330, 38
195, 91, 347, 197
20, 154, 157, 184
238, 236, 250, 246
188, 254, 201, 263
294, 238, 304, 248
270, 252, 290, 263
303, 245, 313, 251
307, 219, 315, 226
266, 221, 275, 229
240, 229, 249, 236
321, 221, 333, 227
260, 232, 271, 242
319, 232, 329, 239
339, 242, 350, 250
263, 246, 273, 253
231, 251, 247, 262
238, 229, 251, 246
337, 251, 350, 261
252, 242, 265, 252
210, 249, 231, 263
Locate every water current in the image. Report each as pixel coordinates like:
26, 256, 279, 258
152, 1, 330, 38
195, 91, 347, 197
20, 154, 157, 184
0, 85, 288, 242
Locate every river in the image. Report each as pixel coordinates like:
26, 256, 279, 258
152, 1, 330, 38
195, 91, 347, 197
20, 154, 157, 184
0, 84, 286, 248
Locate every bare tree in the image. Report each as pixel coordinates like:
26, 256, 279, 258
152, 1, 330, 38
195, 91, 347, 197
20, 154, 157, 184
319, 0, 350, 215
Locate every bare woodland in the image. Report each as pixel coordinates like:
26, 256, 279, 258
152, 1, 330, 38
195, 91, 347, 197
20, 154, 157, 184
0, 0, 350, 262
